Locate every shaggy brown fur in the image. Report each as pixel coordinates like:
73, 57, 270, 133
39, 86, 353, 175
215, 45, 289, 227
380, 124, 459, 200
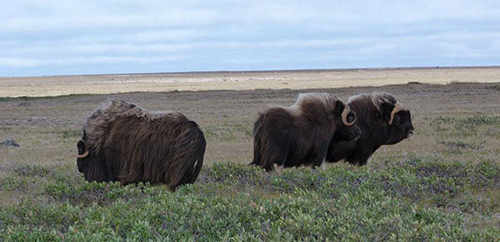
76, 100, 206, 191
326, 92, 414, 166
250, 93, 361, 171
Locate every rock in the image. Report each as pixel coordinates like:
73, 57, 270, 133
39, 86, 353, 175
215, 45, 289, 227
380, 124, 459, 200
0, 138, 20, 147
18, 102, 31, 107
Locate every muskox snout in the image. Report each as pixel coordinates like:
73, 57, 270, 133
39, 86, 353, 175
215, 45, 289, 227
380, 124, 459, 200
407, 128, 414, 137
351, 129, 362, 140
355, 130, 362, 139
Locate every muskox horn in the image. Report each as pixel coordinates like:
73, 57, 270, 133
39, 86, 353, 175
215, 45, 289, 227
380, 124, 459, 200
388, 102, 404, 125
76, 150, 89, 158
342, 105, 355, 126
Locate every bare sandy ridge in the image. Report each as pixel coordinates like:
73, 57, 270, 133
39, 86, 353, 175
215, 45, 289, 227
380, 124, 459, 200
1, 67, 499, 97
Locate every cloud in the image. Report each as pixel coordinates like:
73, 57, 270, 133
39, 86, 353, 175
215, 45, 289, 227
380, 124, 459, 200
3, 1, 499, 34
0, 55, 184, 68
0, 58, 39, 68
1, 0, 499, 76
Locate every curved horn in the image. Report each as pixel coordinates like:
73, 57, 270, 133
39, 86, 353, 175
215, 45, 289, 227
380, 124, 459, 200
342, 105, 355, 126
388, 102, 404, 125
76, 150, 89, 158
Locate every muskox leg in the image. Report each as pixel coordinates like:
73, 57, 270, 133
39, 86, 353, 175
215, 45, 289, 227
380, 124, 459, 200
320, 159, 326, 170
262, 144, 289, 172
311, 145, 329, 170
346, 151, 372, 166
357, 156, 371, 166
273, 163, 284, 175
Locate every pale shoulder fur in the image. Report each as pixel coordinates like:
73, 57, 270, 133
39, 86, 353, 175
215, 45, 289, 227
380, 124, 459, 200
348, 92, 397, 112
286, 93, 337, 116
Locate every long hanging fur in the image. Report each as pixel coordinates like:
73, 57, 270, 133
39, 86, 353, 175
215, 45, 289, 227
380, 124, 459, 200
77, 99, 206, 191
250, 93, 360, 171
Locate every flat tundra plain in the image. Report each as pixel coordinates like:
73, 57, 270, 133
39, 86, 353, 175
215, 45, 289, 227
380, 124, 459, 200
2, 67, 500, 97
1, 67, 499, 168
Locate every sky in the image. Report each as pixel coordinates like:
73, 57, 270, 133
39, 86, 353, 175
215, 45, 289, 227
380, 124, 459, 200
1, 0, 499, 77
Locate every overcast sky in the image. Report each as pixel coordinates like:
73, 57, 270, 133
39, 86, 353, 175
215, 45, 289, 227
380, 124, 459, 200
1, 0, 499, 77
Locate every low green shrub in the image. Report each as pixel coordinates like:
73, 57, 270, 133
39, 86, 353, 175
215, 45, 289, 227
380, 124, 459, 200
1, 159, 500, 241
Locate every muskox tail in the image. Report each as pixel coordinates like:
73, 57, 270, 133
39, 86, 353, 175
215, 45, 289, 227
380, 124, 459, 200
249, 114, 264, 166
168, 121, 206, 191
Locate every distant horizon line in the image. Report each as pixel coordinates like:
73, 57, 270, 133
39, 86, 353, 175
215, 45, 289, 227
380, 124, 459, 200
3, 65, 499, 78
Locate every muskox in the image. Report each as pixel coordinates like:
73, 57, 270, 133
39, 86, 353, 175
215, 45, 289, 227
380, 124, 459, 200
326, 92, 414, 166
76, 100, 206, 191
250, 93, 362, 172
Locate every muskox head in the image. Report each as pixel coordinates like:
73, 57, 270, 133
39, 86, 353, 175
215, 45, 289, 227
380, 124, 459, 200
76, 129, 112, 182
385, 102, 414, 144
371, 94, 414, 145
76, 141, 87, 166
76, 132, 89, 173
333, 100, 362, 142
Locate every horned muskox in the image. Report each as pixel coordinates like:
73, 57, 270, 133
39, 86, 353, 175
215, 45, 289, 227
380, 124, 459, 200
250, 93, 362, 172
76, 99, 206, 191
326, 92, 414, 166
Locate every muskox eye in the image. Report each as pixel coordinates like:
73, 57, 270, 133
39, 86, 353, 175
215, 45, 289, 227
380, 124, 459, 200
394, 114, 401, 123
347, 114, 356, 123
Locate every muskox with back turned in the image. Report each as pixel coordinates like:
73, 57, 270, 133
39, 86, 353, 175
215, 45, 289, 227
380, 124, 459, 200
250, 93, 362, 172
326, 92, 414, 166
76, 100, 206, 191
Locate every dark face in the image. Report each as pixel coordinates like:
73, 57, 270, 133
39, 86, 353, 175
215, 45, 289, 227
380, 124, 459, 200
335, 110, 362, 142
386, 110, 414, 144
76, 131, 111, 182
76, 139, 87, 173
76, 130, 97, 179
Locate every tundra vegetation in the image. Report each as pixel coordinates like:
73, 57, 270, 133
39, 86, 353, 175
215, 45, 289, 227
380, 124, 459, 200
0, 76, 499, 241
